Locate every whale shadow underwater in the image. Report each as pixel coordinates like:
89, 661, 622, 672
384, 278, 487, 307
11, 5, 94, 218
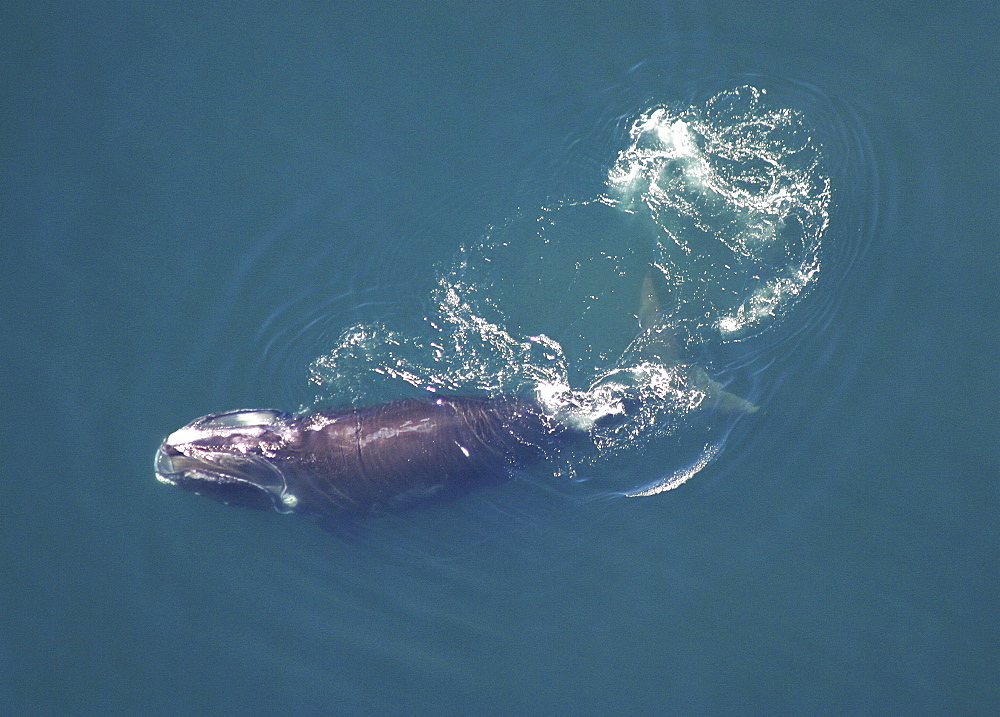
155, 274, 757, 525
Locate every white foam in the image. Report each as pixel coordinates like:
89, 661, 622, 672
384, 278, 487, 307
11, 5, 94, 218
625, 442, 722, 497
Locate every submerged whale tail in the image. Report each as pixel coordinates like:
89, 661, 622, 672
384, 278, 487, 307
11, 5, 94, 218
635, 270, 759, 415
541, 269, 759, 432
635, 271, 681, 365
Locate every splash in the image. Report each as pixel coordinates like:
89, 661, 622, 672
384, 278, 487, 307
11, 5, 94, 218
309, 86, 832, 494
609, 86, 830, 341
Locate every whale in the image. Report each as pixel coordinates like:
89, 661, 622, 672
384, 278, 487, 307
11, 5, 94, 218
155, 274, 756, 521
155, 395, 566, 519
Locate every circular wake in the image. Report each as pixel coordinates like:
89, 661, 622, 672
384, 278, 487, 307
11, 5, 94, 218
307, 83, 872, 497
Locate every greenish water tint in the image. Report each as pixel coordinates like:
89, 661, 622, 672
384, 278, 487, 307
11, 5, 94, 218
2, 2, 997, 713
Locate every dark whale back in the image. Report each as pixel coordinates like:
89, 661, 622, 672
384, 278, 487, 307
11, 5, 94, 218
276, 395, 558, 516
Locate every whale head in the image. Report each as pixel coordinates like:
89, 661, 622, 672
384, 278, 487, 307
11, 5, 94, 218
154, 409, 300, 513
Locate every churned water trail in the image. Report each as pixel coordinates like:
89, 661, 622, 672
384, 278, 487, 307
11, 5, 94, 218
302, 82, 876, 496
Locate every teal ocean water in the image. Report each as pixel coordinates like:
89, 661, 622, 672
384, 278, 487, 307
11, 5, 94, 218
3, 2, 997, 713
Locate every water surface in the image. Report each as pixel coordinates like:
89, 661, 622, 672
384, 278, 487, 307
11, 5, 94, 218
2, 2, 997, 713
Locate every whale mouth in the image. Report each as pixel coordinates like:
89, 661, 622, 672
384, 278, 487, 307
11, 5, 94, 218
154, 439, 294, 513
